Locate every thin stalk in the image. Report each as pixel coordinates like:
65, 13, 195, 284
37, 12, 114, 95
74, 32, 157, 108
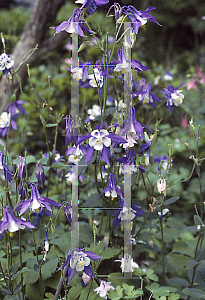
186, 234, 203, 300
160, 205, 166, 285
19, 229, 25, 299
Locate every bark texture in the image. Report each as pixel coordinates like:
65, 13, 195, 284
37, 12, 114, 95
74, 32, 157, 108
0, 0, 66, 109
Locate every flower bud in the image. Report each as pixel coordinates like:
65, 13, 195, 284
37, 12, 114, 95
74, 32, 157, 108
17, 156, 25, 179
103, 232, 109, 248
18, 180, 27, 200
62, 201, 72, 225
81, 272, 91, 287
157, 179, 166, 195
35, 161, 45, 187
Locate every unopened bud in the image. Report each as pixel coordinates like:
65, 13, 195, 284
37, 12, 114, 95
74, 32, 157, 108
103, 232, 109, 248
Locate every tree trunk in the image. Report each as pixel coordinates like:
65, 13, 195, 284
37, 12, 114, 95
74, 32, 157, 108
0, 0, 66, 109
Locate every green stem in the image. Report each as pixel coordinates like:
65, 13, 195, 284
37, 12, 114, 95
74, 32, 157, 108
19, 229, 25, 299
160, 199, 166, 285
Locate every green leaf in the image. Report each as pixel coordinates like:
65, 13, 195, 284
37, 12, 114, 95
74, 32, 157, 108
68, 281, 84, 299
3, 295, 20, 300
25, 269, 39, 285
44, 293, 54, 300
108, 287, 123, 300
78, 156, 95, 175
0, 284, 12, 295
10, 261, 19, 275
101, 247, 120, 260
54, 232, 71, 255
82, 193, 103, 208
186, 260, 199, 270
46, 123, 58, 127
34, 264, 40, 273
13, 279, 23, 294
183, 288, 205, 298
12, 267, 30, 280
78, 41, 89, 52
25, 155, 36, 164
146, 269, 159, 282
146, 282, 160, 292
41, 255, 58, 280
194, 264, 205, 283
167, 278, 189, 287
79, 223, 94, 244
79, 279, 97, 300
168, 293, 180, 300
164, 197, 179, 205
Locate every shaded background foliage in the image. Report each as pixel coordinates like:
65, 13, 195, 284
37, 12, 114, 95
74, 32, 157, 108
0, 0, 205, 299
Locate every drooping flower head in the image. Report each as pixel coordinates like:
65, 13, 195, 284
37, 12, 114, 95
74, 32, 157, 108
53, 8, 95, 37
15, 183, 61, 215
0, 53, 14, 76
94, 280, 115, 299
0, 206, 35, 238
115, 253, 139, 272
163, 84, 184, 113
75, 0, 109, 15
65, 115, 78, 146
0, 151, 13, 182
98, 174, 123, 200
0, 111, 17, 137
57, 247, 102, 284
132, 78, 161, 108
5, 100, 26, 116
113, 200, 144, 230
81, 272, 92, 287
16, 156, 25, 180
114, 46, 148, 74
122, 5, 161, 34
35, 161, 45, 187
157, 178, 166, 195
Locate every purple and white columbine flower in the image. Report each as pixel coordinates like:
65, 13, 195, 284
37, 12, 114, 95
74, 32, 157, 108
132, 78, 161, 108
52, 9, 95, 37
0, 151, 13, 182
114, 46, 148, 73
0, 111, 17, 137
78, 124, 127, 165
113, 202, 144, 230
84, 104, 101, 123
0, 53, 14, 76
98, 174, 123, 200
81, 272, 92, 287
0, 206, 35, 238
163, 84, 184, 113
86, 67, 104, 88
5, 100, 26, 116
75, 0, 109, 14
158, 208, 169, 225
122, 6, 161, 34
66, 144, 86, 165
57, 247, 102, 284
138, 132, 153, 165
15, 183, 61, 215
94, 280, 115, 299
115, 253, 139, 272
